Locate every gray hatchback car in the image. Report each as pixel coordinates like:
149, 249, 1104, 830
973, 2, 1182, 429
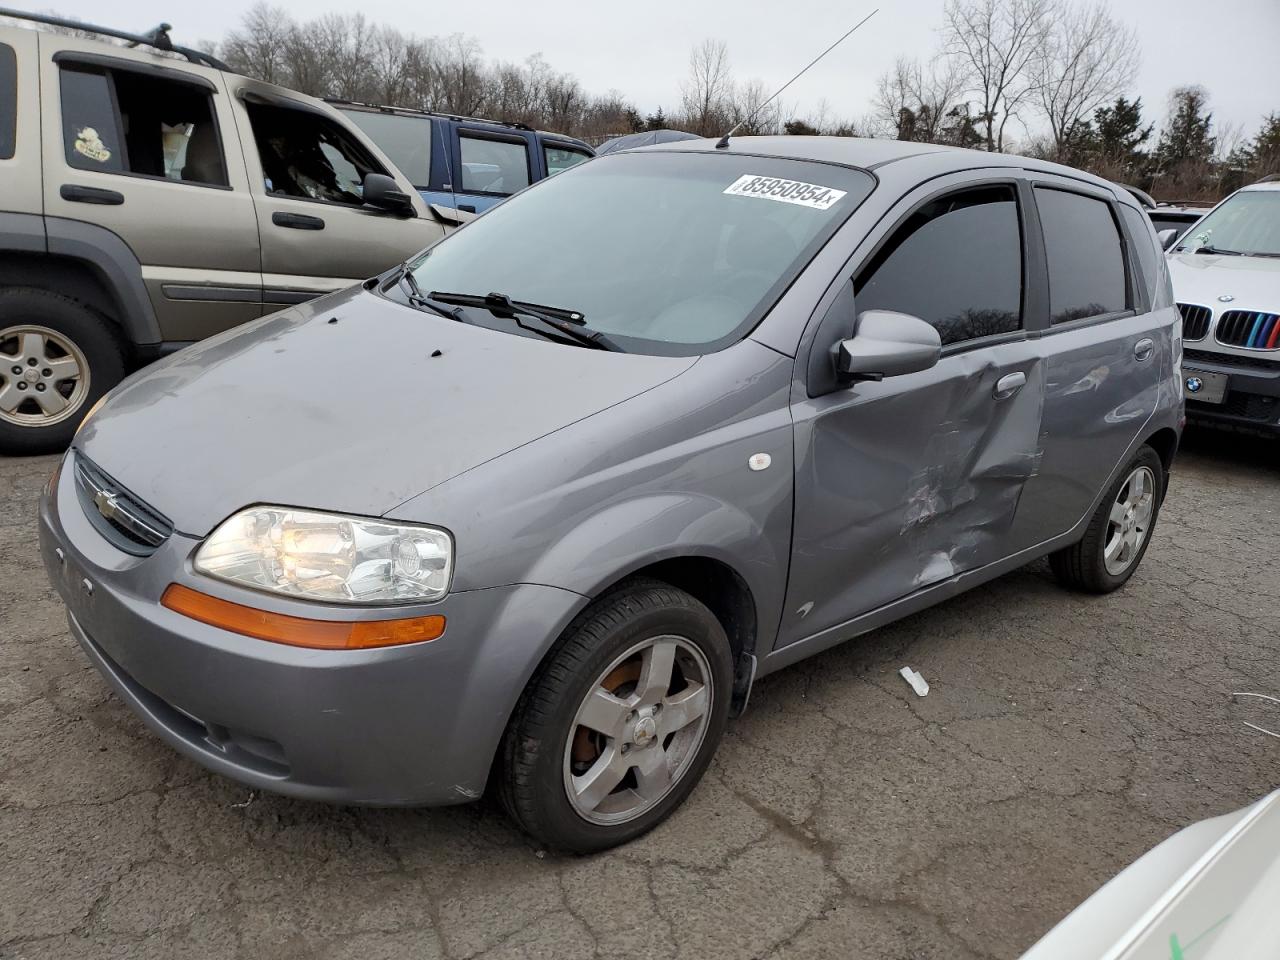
39, 137, 1182, 852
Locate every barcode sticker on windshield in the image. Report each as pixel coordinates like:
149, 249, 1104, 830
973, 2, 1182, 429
724, 174, 847, 210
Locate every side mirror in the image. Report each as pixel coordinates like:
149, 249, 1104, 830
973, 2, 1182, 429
362, 172, 415, 215
1157, 228, 1179, 252
837, 310, 941, 382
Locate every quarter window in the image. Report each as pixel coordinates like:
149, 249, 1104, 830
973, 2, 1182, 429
1, 43, 15, 160
544, 144, 591, 176
59, 65, 227, 186
1036, 188, 1127, 323
459, 135, 530, 195
245, 101, 387, 205
855, 186, 1023, 346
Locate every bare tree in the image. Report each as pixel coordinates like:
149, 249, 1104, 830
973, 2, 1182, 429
221, 1, 292, 84
944, 0, 1054, 152
872, 56, 970, 142
680, 40, 734, 136
1036, 1, 1138, 158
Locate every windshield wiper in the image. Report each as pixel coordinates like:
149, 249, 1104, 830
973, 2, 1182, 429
395, 263, 467, 322
1191, 244, 1242, 256
427, 291, 623, 352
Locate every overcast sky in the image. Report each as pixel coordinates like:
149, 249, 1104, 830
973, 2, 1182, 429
45, 0, 1280, 142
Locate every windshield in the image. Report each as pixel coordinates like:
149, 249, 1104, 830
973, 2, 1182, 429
1175, 189, 1280, 256
406, 152, 875, 355
340, 109, 433, 189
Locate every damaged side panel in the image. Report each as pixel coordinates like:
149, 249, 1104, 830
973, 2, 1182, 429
779, 340, 1045, 650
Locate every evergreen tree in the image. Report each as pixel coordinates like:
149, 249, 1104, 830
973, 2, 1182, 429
1153, 87, 1215, 170
1091, 97, 1153, 175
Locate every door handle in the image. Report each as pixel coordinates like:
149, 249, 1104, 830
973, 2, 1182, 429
271, 211, 325, 230
993, 371, 1026, 400
60, 184, 124, 205
1134, 338, 1154, 362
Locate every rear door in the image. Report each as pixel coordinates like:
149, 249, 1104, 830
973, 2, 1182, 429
1, 26, 40, 216
227, 82, 445, 305
452, 123, 536, 213
39, 37, 262, 341
781, 173, 1046, 649
1006, 178, 1160, 548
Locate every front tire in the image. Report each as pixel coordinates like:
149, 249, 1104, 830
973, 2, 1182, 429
0, 289, 125, 455
498, 580, 733, 853
1049, 445, 1165, 593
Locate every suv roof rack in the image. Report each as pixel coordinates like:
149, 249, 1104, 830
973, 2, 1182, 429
325, 97, 534, 132
0, 7, 230, 71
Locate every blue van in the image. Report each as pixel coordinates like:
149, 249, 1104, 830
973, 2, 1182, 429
330, 100, 594, 215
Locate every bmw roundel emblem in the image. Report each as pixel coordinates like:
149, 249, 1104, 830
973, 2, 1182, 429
1186, 376, 1203, 393
1218, 295, 1235, 303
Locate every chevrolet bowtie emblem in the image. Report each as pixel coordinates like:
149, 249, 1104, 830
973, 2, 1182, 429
93, 488, 119, 521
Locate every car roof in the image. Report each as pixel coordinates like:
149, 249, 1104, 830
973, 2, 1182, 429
325, 98, 592, 150
623, 135, 1122, 190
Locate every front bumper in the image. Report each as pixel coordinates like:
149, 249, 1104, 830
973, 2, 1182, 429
1183, 350, 1280, 434
38, 454, 586, 806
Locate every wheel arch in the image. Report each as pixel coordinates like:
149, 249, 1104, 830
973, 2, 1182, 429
1143, 426, 1179, 482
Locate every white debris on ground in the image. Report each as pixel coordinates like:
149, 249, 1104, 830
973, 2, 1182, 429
899, 667, 930, 698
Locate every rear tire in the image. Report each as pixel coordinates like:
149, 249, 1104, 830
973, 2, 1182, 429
0, 288, 125, 455
498, 580, 733, 853
1049, 445, 1164, 593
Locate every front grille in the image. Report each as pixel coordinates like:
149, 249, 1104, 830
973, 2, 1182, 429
1216, 310, 1280, 349
73, 454, 173, 556
1183, 348, 1280, 370
1177, 303, 1212, 340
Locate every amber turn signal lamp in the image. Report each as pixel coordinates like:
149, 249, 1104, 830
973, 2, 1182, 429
161, 583, 445, 650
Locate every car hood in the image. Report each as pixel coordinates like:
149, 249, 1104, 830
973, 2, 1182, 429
76, 288, 697, 535
1167, 251, 1280, 313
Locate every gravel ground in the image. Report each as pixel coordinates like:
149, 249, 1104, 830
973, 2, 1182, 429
1, 429, 1277, 960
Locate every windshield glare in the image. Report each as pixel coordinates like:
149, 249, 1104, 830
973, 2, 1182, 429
407, 152, 875, 355
1176, 189, 1280, 256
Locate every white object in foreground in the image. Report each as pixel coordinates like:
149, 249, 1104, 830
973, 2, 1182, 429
1022, 789, 1280, 959
899, 667, 929, 697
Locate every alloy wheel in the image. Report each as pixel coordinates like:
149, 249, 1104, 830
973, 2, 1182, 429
0, 325, 91, 428
562, 635, 713, 825
1103, 465, 1156, 576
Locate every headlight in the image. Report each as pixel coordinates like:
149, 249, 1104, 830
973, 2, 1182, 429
194, 507, 452, 604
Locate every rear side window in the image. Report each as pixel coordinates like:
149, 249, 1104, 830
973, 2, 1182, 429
1036, 188, 1127, 324
340, 109, 433, 189
855, 185, 1023, 347
1, 43, 15, 160
1120, 205, 1161, 308
544, 144, 591, 177
246, 101, 385, 205
59, 65, 227, 185
459, 135, 530, 195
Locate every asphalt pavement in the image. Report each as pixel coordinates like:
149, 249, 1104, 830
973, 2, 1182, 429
2, 428, 1277, 960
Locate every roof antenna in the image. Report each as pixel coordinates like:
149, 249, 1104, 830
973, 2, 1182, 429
715, 8, 879, 150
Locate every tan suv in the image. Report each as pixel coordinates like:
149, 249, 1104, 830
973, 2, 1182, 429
0, 14, 461, 453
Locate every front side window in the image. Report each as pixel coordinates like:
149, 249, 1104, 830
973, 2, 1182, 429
246, 102, 385, 205
59, 65, 226, 185
1036, 188, 1127, 324
340, 109, 433, 189
1, 43, 16, 160
544, 144, 591, 177
1174, 189, 1280, 257
855, 186, 1023, 346
459, 135, 531, 195
406, 153, 874, 355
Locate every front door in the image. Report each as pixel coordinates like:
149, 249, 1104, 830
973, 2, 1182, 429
228, 82, 445, 306
780, 178, 1045, 649
40, 37, 262, 341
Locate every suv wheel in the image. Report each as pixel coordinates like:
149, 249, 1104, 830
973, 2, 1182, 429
1049, 445, 1165, 593
499, 580, 732, 853
0, 289, 125, 455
